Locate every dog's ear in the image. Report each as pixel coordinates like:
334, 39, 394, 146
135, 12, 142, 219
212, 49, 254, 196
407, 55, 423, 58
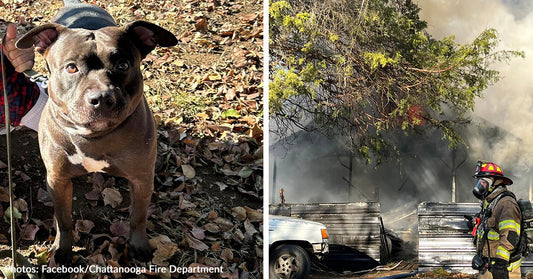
16, 23, 67, 54
124, 21, 178, 58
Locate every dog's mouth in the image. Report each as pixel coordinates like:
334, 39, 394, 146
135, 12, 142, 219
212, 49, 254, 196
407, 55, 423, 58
63, 112, 123, 135
76, 102, 126, 127
86, 119, 116, 131
54, 94, 130, 135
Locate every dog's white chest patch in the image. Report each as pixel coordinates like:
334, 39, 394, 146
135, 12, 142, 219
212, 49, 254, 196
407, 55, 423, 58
68, 147, 109, 173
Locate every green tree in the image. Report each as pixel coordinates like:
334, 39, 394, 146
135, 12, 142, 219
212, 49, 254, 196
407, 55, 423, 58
269, 0, 524, 161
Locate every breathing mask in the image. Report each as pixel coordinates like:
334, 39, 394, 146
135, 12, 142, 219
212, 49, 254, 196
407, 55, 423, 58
473, 177, 493, 200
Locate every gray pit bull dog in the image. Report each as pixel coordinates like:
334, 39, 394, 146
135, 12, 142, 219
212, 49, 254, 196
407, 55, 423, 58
16, 0, 178, 263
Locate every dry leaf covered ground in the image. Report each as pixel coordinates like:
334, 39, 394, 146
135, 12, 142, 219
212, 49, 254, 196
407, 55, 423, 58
0, 0, 263, 278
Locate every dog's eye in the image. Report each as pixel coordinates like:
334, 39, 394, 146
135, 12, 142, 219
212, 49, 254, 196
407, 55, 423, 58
65, 64, 78, 74
117, 62, 129, 71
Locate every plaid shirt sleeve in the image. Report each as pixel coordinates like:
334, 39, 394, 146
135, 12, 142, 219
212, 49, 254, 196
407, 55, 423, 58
0, 44, 41, 126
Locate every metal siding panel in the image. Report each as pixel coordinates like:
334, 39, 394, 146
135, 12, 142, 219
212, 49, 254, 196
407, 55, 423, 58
269, 205, 290, 216
269, 203, 383, 262
418, 202, 533, 274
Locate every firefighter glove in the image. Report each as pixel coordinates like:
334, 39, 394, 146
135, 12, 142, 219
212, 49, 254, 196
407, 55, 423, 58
464, 215, 475, 231
490, 258, 509, 279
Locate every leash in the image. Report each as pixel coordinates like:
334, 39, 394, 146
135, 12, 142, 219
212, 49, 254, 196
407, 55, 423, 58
1, 34, 18, 276
23, 69, 48, 89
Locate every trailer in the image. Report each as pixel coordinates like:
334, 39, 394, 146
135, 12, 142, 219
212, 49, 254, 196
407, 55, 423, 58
269, 202, 390, 263
418, 202, 533, 275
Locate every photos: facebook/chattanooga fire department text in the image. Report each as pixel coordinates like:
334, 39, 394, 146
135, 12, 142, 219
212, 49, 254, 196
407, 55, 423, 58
3, 265, 224, 275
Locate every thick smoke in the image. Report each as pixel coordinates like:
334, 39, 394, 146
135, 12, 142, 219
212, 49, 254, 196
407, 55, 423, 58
418, 0, 533, 199
270, 0, 533, 233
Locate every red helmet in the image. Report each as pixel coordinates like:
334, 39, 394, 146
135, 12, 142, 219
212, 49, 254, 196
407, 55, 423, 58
474, 161, 513, 185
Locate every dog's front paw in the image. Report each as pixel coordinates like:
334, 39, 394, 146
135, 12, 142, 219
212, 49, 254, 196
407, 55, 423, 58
50, 247, 73, 266
128, 234, 153, 262
49, 235, 73, 265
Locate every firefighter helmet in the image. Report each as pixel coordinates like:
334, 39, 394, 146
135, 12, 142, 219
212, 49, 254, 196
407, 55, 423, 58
473, 161, 513, 185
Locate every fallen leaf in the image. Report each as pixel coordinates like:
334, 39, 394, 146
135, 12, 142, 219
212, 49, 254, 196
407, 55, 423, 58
226, 88, 236, 100
206, 72, 222, 81
208, 211, 218, 221
149, 235, 173, 249
241, 13, 257, 22
92, 239, 110, 255
3, 206, 21, 222
14, 198, 29, 222
221, 268, 239, 279
153, 238, 179, 266
222, 109, 241, 119
211, 242, 221, 251
203, 223, 220, 233
185, 233, 209, 251
195, 18, 208, 32
237, 187, 258, 198
220, 165, 238, 176
220, 248, 234, 263
191, 226, 205, 240
208, 142, 224, 150
215, 182, 228, 191
20, 224, 39, 241
110, 221, 129, 237
182, 164, 196, 178
104, 177, 116, 188
238, 167, 253, 178
232, 48, 249, 68
13, 198, 28, 212
0, 187, 10, 202
92, 172, 105, 191
76, 220, 95, 234
221, 30, 234, 37
87, 254, 106, 266
244, 219, 258, 237
231, 207, 247, 221
36, 250, 48, 265
84, 189, 100, 202
15, 170, 31, 182
250, 124, 263, 142
106, 259, 122, 278
224, 154, 235, 163
244, 207, 263, 222
108, 244, 122, 261
179, 194, 197, 210
232, 229, 245, 242
102, 188, 123, 208
214, 217, 234, 231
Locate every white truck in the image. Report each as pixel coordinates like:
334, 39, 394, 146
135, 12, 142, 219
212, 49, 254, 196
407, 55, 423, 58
269, 215, 329, 279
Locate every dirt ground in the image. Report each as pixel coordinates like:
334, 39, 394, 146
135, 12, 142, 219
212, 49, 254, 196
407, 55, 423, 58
306, 260, 479, 278
0, 126, 262, 278
309, 265, 478, 279
308, 261, 419, 279
0, 0, 263, 277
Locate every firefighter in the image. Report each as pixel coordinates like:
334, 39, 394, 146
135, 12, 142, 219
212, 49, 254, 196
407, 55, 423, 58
469, 161, 522, 279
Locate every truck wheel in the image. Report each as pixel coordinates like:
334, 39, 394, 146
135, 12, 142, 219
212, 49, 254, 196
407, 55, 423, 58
270, 244, 311, 279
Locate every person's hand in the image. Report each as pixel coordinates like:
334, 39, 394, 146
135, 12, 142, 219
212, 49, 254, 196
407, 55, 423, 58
464, 215, 475, 231
3, 23, 35, 73
464, 214, 480, 233
491, 258, 509, 279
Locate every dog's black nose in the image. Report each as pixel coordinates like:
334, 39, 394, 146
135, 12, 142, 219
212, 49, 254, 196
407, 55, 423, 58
86, 90, 116, 110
